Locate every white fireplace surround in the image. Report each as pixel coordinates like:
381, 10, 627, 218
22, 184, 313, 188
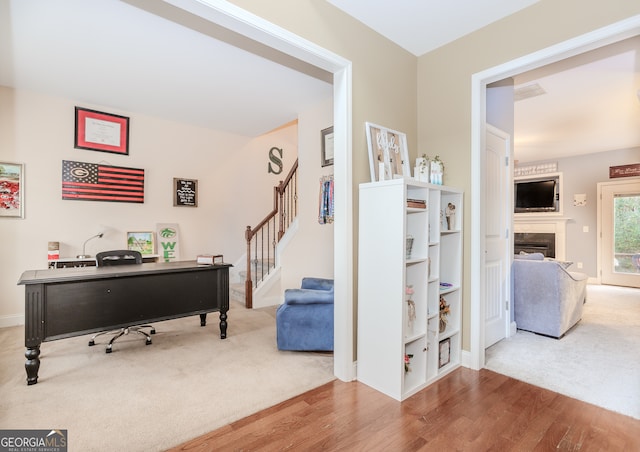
513, 215, 569, 261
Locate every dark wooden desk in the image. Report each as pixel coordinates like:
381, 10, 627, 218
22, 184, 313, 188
18, 261, 231, 385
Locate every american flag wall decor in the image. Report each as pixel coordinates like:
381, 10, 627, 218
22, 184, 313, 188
62, 160, 145, 203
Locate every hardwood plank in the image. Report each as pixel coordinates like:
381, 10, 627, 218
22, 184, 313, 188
167, 368, 640, 451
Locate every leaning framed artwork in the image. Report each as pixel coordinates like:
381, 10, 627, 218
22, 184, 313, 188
75, 107, 130, 155
439, 338, 451, 368
0, 162, 24, 218
127, 231, 155, 255
365, 122, 410, 182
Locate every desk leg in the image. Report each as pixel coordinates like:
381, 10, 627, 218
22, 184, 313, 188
219, 310, 228, 339
199, 313, 207, 326
25, 346, 40, 385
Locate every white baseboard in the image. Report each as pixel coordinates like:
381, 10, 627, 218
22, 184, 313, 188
0, 314, 24, 329
461, 349, 472, 369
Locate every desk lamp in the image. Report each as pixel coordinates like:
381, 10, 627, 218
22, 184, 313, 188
77, 233, 104, 259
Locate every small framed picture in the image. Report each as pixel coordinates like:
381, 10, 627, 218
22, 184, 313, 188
173, 178, 198, 207
0, 162, 25, 218
127, 231, 155, 255
365, 122, 410, 182
321, 126, 334, 167
75, 107, 130, 155
439, 338, 451, 368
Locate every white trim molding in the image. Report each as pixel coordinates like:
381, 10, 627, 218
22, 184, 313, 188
471, 14, 640, 371
164, 0, 355, 381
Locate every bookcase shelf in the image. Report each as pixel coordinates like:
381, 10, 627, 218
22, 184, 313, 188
357, 178, 463, 401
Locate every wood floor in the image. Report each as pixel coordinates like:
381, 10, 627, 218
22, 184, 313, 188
168, 368, 640, 451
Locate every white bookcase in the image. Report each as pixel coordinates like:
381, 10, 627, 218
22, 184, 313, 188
357, 178, 463, 401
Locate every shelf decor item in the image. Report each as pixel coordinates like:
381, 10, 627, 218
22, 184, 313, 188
414, 155, 429, 182
431, 156, 444, 185
365, 122, 410, 182
406, 285, 416, 332
406, 235, 414, 259
439, 338, 451, 368
439, 296, 450, 333
404, 353, 413, 373
445, 202, 456, 230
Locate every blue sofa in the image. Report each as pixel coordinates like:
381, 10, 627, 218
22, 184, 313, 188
513, 253, 588, 338
276, 277, 334, 351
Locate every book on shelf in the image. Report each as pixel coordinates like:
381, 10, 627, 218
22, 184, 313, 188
197, 254, 224, 265
407, 198, 426, 209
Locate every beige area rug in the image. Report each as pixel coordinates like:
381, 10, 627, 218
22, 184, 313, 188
0, 302, 335, 451
486, 284, 640, 420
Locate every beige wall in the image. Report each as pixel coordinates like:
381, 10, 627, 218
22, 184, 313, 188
417, 0, 640, 349
228, 0, 418, 358
0, 86, 311, 323
231, 0, 640, 353
279, 97, 335, 292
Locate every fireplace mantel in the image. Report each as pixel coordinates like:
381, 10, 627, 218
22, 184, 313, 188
513, 216, 571, 261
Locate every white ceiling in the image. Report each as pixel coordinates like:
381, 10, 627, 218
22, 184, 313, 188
328, 0, 640, 163
326, 0, 541, 56
2, 0, 639, 162
0, 0, 333, 137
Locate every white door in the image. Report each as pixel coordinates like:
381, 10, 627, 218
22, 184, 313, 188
484, 125, 511, 348
599, 180, 640, 288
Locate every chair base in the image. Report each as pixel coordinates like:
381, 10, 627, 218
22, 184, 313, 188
88, 325, 155, 353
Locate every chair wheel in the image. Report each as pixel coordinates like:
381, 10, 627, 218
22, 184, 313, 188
150, 329, 156, 335
88, 340, 95, 346
146, 339, 152, 345
106, 347, 112, 354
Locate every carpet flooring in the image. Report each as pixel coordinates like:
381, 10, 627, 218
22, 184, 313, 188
485, 284, 640, 420
0, 302, 335, 451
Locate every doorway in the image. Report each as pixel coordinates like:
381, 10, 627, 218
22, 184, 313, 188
167, 0, 355, 381
599, 179, 640, 288
470, 15, 640, 370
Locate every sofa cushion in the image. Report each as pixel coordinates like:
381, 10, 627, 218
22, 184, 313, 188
284, 288, 334, 305
514, 252, 545, 260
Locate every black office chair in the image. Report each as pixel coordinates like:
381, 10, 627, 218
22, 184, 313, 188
88, 250, 156, 353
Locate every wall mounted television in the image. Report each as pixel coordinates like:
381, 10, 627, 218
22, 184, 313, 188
514, 175, 560, 213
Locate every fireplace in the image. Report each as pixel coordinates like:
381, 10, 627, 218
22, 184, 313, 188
514, 232, 556, 258
514, 217, 567, 260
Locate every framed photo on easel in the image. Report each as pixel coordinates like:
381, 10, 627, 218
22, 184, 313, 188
365, 122, 410, 182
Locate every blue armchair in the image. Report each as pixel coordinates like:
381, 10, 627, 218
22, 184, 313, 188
276, 277, 334, 351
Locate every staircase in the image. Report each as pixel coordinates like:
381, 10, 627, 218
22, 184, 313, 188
242, 160, 298, 308
229, 258, 274, 304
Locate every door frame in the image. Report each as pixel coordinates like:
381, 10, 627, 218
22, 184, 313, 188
167, 0, 355, 381
597, 179, 640, 287
469, 15, 640, 370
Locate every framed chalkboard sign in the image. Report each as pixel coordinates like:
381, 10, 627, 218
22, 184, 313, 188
173, 178, 198, 207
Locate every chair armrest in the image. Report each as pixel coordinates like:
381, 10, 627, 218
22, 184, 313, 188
284, 288, 334, 305
300, 277, 334, 292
